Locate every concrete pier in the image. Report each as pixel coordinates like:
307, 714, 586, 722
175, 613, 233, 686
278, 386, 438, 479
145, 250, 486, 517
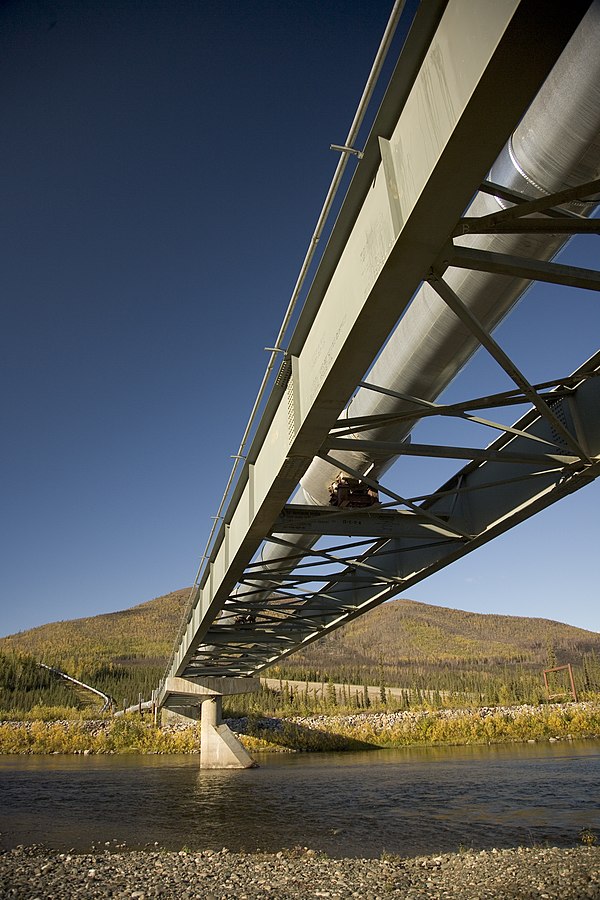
160, 676, 259, 768
199, 696, 256, 769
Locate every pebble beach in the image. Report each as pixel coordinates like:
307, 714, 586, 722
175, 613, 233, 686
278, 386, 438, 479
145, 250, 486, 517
2, 845, 599, 899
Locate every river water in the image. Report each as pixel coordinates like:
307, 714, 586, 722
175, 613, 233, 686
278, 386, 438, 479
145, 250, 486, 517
1, 741, 599, 858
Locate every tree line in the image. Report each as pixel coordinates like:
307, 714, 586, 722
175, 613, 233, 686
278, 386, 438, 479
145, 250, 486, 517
3, 646, 600, 720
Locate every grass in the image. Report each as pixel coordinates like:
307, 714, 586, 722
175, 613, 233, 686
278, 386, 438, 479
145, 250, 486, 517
0, 716, 200, 755
1, 703, 599, 755
313, 704, 600, 748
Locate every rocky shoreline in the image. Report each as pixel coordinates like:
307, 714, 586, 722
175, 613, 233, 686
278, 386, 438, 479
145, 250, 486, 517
229, 701, 600, 735
2, 845, 599, 898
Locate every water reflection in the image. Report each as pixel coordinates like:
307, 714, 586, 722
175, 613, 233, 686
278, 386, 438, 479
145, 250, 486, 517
1, 741, 599, 858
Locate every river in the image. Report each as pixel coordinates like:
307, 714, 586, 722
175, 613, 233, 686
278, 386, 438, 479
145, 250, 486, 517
1, 741, 599, 858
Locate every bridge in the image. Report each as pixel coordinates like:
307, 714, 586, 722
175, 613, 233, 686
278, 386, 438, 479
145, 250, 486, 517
156, 0, 600, 766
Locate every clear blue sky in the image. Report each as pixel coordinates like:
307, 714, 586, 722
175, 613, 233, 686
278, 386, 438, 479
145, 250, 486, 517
2, 0, 599, 638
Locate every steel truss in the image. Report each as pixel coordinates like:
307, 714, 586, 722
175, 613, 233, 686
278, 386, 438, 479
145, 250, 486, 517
182, 179, 600, 678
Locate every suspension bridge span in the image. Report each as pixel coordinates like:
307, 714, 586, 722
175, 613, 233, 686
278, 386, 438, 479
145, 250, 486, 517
156, 0, 600, 766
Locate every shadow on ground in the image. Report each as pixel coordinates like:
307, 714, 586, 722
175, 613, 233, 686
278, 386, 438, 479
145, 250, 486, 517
234, 717, 376, 752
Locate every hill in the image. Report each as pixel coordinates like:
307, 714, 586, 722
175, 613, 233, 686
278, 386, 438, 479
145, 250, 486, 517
1, 590, 599, 710
0, 589, 189, 712
286, 598, 600, 670
0, 588, 189, 668
273, 599, 600, 702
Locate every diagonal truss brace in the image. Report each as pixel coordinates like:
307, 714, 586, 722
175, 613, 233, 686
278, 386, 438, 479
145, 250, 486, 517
454, 176, 600, 235
333, 373, 597, 433
427, 270, 591, 461
443, 246, 600, 292
325, 436, 579, 467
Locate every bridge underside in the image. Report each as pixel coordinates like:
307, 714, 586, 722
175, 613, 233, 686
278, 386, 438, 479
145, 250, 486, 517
187, 350, 600, 677
158, 0, 600, 704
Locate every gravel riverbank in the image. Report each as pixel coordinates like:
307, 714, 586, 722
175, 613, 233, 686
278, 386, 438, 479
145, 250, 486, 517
229, 701, 600, 736
2, 845, 599, 899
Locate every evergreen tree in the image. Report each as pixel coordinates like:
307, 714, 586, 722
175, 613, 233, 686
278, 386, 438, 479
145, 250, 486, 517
378, 663, 387, 706
326, 677, 337, 708
363, 682, 371, 709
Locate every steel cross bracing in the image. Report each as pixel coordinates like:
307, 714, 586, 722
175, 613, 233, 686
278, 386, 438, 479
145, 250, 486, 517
181, 177, 600, 680
186, 352, 600, 676
159, 0, 598, 701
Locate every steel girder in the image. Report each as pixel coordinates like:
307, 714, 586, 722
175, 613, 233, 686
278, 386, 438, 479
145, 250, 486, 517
158, 0, 596, 701
177, 178, 600, 679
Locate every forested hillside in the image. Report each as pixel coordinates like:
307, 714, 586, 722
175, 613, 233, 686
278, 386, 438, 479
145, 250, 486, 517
273, 599, 600, 704
2, 589, 599, 714
0, 589, 188, 664
0, 589, 188, 712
